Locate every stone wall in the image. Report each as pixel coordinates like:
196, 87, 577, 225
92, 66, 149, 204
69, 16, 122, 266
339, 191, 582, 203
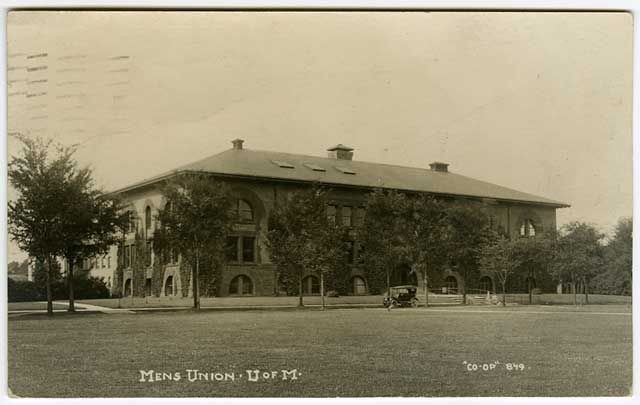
112, 177, 560, 297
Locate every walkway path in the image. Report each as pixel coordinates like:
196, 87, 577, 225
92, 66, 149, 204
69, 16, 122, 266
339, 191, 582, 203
8, 301, 134, 315
59, 301, 135, 314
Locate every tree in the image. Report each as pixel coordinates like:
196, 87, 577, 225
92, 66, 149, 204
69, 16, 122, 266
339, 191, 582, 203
592, 217, 632, 295
514, 232, 557, 304
359, 189, 411, 299
7, 259, 29, 279
58, 162, 128, 311
266, 184, 347, 308
8, 136, 75, 315
550, 222, 605, 305
443, 204, 491, 305
404, 195, 447, 308
479, 232, 522, 306
153, 173, 234, 310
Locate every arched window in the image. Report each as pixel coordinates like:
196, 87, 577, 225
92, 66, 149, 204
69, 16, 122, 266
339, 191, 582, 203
164, 276, 174, 296
519, 219, 537, 237
352, 276, 367, 295
233, 199, 254, 222
444, 276, 458, 294
229, 275, 253, 295
123, 279, 132, 297
479, 276, 493, 293
145, 206, 152, 231
302, 275, 320, 295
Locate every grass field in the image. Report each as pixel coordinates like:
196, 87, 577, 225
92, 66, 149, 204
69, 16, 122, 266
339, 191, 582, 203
8, 305, 632, 397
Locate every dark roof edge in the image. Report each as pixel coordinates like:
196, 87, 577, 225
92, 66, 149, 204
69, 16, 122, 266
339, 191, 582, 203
107, 169, 571, 209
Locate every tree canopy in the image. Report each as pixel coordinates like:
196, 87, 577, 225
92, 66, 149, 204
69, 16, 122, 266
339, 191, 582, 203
479, 231, 522, 306
550, 221, 605, 304
266, 184, 348, 307
592, 217, 632, 296
9, 135, 128, 313
359, 189, 412, 296
443, 203, 492, 304
153, 173, 234, 309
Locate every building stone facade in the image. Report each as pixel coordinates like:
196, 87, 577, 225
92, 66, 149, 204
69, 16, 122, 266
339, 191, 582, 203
106, 140, 567, 298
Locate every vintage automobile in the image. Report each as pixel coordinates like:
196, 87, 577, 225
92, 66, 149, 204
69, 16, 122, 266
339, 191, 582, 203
383, 285, 419, 308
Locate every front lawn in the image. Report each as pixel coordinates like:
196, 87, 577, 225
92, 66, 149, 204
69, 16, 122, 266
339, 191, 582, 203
8, 305, 632, 397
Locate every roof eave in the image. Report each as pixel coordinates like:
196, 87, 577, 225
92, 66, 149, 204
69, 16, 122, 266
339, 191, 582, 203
107, 169, 570, 209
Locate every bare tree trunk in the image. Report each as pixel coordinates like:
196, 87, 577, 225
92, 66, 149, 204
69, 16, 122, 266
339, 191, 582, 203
45, 256, 53, 316
320, 272, 325, 311
462, 280, 467, 306
584, 278, 589, 305
298, 273, 304, 307
67, 256, 75, 312
527, 275, 532, 305
572, 281, 577, 306
386, 269, 391, 312
193, 250, 200, 310
131, 257, 135, 306
424, 272, 429, 309
502, 281, 506, 307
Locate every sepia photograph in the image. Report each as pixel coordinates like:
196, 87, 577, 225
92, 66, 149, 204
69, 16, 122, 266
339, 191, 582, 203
4, 9, 634, 398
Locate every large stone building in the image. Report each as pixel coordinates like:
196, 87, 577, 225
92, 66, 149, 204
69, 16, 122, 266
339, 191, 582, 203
105, 139, 568, 298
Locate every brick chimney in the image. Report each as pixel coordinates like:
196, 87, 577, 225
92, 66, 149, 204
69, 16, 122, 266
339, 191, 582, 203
231, 138, 244, 150
429, 161, 449, 172
327, 144, 354, 160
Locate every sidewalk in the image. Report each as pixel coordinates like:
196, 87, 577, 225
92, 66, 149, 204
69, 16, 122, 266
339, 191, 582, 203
8, 294, 459, 314
8, 293, 630, 315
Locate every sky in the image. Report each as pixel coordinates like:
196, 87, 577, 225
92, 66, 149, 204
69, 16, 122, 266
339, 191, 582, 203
6, 11, 633, 262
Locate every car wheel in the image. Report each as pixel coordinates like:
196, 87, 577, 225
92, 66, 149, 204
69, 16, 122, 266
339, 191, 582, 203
410, 299, 419, 308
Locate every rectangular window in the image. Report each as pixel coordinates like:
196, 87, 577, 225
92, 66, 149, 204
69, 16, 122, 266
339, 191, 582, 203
226, 237, 239, 262
354, 207, 366, 227
127, 212, 135, 233
242, 237, 255, 263
107, 256, 111, 268
101, 256, 105, 268
346, 241, 355, 264
357, 244, 365, 264
342, 206, 352, 227
124, 246, 131, 268
131, 245, 136, 266
146, 241, 153, 266
327, 205, 337, 224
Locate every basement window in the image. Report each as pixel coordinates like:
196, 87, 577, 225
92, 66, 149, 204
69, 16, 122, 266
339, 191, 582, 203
303, 163, 326, 172
335, 166, 356, 175
271, 160, 295, 169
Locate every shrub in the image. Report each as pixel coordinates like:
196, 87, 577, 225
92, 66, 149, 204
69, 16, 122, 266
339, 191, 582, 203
8, 278, 44, 302
8, 275, 111, 302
